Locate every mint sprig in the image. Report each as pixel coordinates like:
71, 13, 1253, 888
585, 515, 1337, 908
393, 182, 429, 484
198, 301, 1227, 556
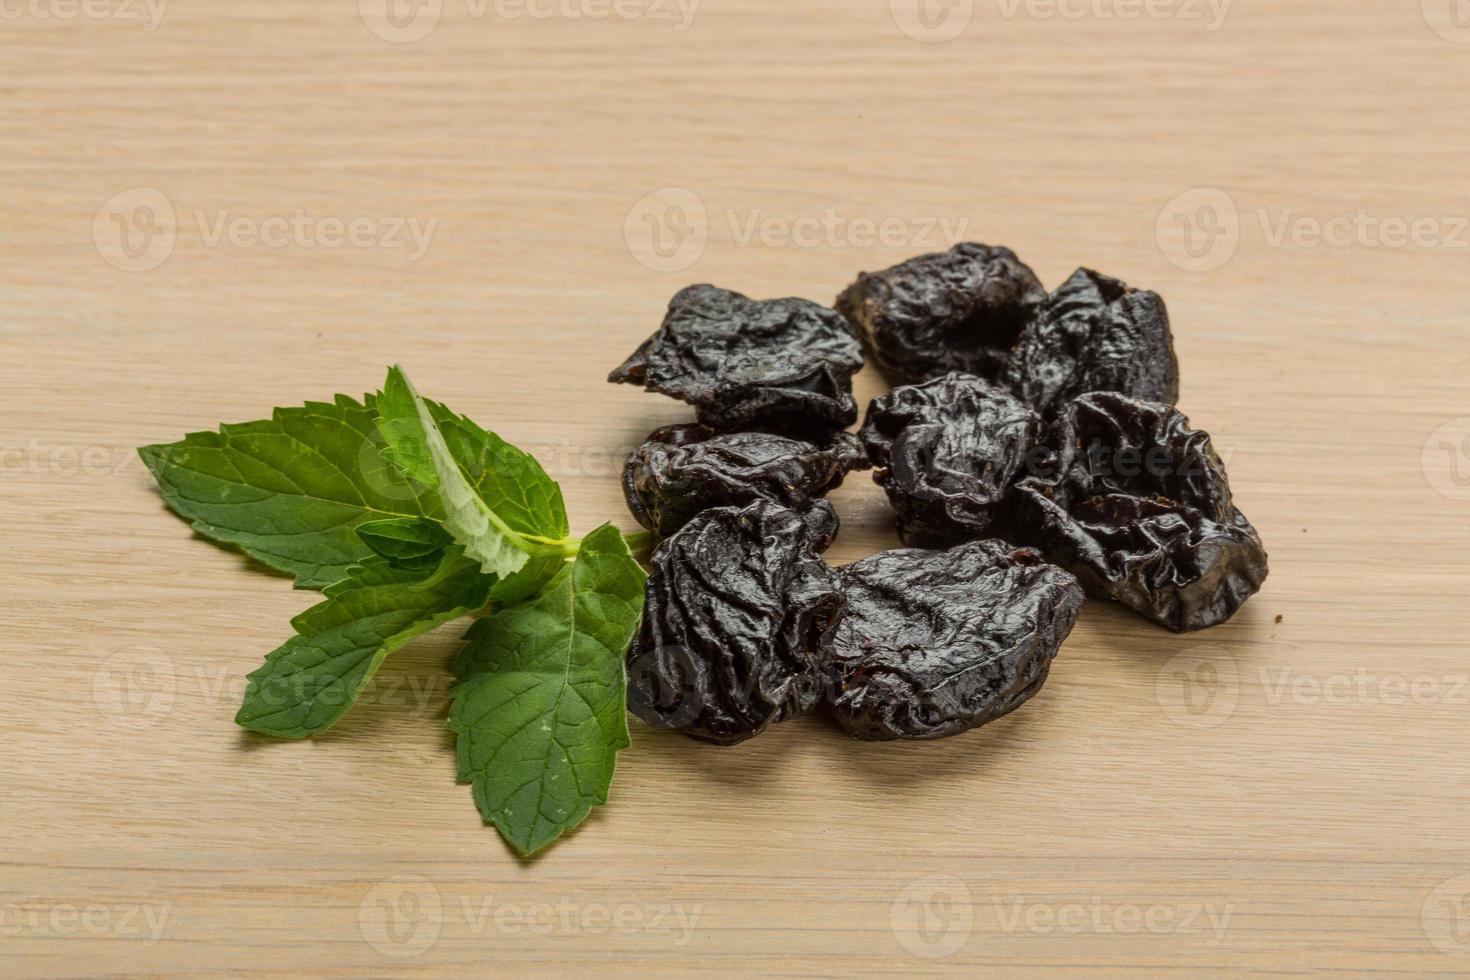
141, 366, 648, 856
138, 394, 440, 590
377, 366, 551, 579
236, 549, 492, 738
356, 517, 454, 570
449, 524, 644, 856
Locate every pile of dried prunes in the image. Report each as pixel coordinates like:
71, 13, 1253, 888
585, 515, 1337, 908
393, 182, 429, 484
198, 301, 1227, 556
609, 244, 1269, 744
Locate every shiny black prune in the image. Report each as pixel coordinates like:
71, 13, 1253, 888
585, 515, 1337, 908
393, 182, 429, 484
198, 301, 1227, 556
626, 500, 843, 746
1004, 391, 1267, 633
859, 372, 1042, 546
609, 284, 864, 436
1003, 268, 1180, 417
622, 424, 869, 539
835, 243, 1047, 385
819, 539, 1083, 741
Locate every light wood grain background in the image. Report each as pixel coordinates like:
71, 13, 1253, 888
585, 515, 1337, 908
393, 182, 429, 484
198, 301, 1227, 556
3, 0, 1469, 975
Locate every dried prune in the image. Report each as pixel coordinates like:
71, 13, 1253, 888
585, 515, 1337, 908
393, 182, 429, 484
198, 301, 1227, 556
819, 539, 1083, 741
1004, 391, 1268, 633
626, 500, 843, 746
622, 424, 869, 539
859, 372, 1042, 546
835, 243, 1046, 385
609, 284, 864, 436
1003, 268, 1180, 417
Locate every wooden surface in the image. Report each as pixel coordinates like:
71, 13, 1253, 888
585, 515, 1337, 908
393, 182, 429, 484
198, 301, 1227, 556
3, 1, 1469, 975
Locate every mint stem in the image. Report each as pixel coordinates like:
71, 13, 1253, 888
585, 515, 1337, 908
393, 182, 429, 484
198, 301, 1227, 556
620, 530, 654, 560
530, 530, 653, 562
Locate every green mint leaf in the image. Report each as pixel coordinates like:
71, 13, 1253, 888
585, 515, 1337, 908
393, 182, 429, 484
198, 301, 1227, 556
376, 367, 552, 580
357, 518, 452, 567
448, 523, 646, 856
488, 554, 568, 607
236, 549, 492, 738
438, 409, 569, 542
139, 394, 441, 590
376, 372, 569, 542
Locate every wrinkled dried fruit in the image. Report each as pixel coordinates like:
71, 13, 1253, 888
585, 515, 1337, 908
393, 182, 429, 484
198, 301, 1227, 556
819, 539, 1083, 741
836, 243, 1047, 385
609, 284, 864, 436
623, 424, 869, 539
860, 372, 1042, 546
626, 500, 843, 746
1003, 268, 1180, 417
1004, 391, 1268, 633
